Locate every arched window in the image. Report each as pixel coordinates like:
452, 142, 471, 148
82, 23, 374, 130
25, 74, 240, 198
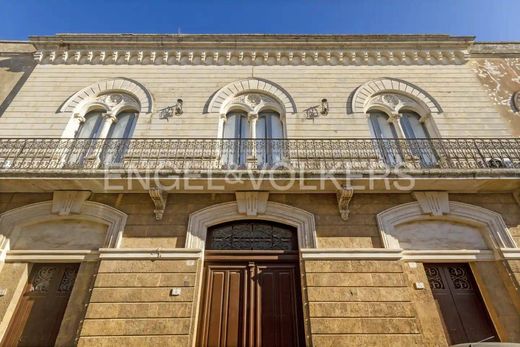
221, 108, 285, 168
400, 111, 430, 139
369, 112, 398, 139
256, 111, 283, 166
106, 111, 138, 139
101, 111, 138, 165
75, 111, 104, 139
222, 111, 249, 167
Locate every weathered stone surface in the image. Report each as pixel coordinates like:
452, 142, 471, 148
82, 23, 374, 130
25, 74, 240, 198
77, 335, 189, 347
81, 318, 191, 336
94, 273, 196, 287
310, 318, 420, 334
98, 260, 197, 273
304, 260, 404, 273
309, 302, 416, 318
85, 302, 193, 319
89, 287, 194, 303
307, 287, 410, 302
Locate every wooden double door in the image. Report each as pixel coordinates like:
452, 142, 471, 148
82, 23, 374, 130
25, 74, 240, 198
197, 252, 305, 347
1, 263, 79, 347
425, 263, 498, 344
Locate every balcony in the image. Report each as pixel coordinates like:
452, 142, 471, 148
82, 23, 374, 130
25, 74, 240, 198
1, 138, 519, 193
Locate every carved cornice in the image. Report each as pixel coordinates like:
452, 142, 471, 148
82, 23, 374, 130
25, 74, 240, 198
33, 48, 470, 66
30, 34, 473, 66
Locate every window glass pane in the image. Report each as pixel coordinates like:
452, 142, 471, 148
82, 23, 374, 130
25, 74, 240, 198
224, 112, 248, 138
400, 112, 429, 139
257, 111, 283, 166
76, 111, 104, 138
369, 112, 397, 139
222, 112, 248, 167
107, 112, 137, 139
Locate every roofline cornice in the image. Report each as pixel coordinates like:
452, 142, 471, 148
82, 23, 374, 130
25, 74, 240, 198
29, 34, 474, 66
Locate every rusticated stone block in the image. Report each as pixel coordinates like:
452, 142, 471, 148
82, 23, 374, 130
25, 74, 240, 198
307, 287, 410, 302
94, 273, 196, 287
85, 302, 193, 319
310, 318, 419, 334
304, 260, 403, 273
98, 260, 197, 273
81, 318, 190, 336
312, 334, 423, 347
309, 302, 416, 318
306, 272, 406, 287
77, 335, 189, 347
89, 287, 194, 303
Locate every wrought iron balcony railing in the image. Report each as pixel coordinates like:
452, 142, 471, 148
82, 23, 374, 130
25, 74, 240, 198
0, 138, 519, 174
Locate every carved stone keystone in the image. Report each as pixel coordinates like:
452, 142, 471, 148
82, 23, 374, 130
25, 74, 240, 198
51, 191, 91, 216
412, 191, 449, 216
235, 191, 269, 216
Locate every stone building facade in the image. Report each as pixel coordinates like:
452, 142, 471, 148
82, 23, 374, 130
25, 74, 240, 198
0, 34, 519, 346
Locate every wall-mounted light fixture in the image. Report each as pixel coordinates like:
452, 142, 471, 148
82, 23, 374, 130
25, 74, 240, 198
304, 98, 329, 119
320, 98, 329, 115
159, 98, 183, 120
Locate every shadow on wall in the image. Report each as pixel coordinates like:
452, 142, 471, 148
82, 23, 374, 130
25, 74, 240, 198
0, 55, 37, 117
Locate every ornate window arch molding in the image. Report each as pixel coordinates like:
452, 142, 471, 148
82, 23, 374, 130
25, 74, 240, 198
207, 78, 297, 115
60, 77, 153, 114
377, 201, 517, 252
60, 78, 151, 138
350, 77, 443, 117
0, 200, 127, 257
186, 201, 317, 250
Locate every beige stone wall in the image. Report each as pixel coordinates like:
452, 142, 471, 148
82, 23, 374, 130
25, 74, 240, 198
1, 192, 519, 248
0, 62, 512, 138
304, 259, 441, 346
1, 191, 519, 345
77, 259, 199, 347
0, 42, 35, 116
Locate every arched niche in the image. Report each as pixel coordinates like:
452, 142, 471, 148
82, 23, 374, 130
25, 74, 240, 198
377, 201, 517, 251
0, 201, 127, 253
186, 201, 316, 250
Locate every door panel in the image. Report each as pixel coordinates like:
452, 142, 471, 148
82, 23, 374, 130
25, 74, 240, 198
198, 260, 304, 347
2, 263, 79, 347
425, 263, 498, 345
256, 264, 301, 347
199, 265, 248, 347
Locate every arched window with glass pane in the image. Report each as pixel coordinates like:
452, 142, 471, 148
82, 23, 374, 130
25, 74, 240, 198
101, 111, 138, 166
399, 111, 437, 167
256, 111, 283, 166
66, 111, 105, 167
222, 111, 249, 167
369, 112, 402, 166
75, 111, 104, 139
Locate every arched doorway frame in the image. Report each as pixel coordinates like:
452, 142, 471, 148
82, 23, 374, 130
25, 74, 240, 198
186, 201, 317, 250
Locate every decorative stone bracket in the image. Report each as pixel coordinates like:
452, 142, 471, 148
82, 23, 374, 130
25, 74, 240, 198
337, 186, 354, 221
412, 191, 449, 216
149, 188, 168, 221
51, 191, 92, 216
235, 191, 269, 216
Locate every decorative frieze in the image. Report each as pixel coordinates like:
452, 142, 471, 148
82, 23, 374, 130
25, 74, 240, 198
33, 48, 469, 66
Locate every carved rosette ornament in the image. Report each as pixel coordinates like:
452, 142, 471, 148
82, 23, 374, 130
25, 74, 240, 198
95, 93, 140, 113
366, 92, 419, 116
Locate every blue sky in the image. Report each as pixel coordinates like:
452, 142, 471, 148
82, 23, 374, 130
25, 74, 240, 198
1, 0, 519, 41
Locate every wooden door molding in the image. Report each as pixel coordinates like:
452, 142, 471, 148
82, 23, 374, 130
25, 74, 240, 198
197, 257, 305, 347
425, 263, 498, 345
1, 263, 79, 347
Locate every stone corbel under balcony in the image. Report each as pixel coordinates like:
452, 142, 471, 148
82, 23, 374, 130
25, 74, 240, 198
337, 186, 354, 221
